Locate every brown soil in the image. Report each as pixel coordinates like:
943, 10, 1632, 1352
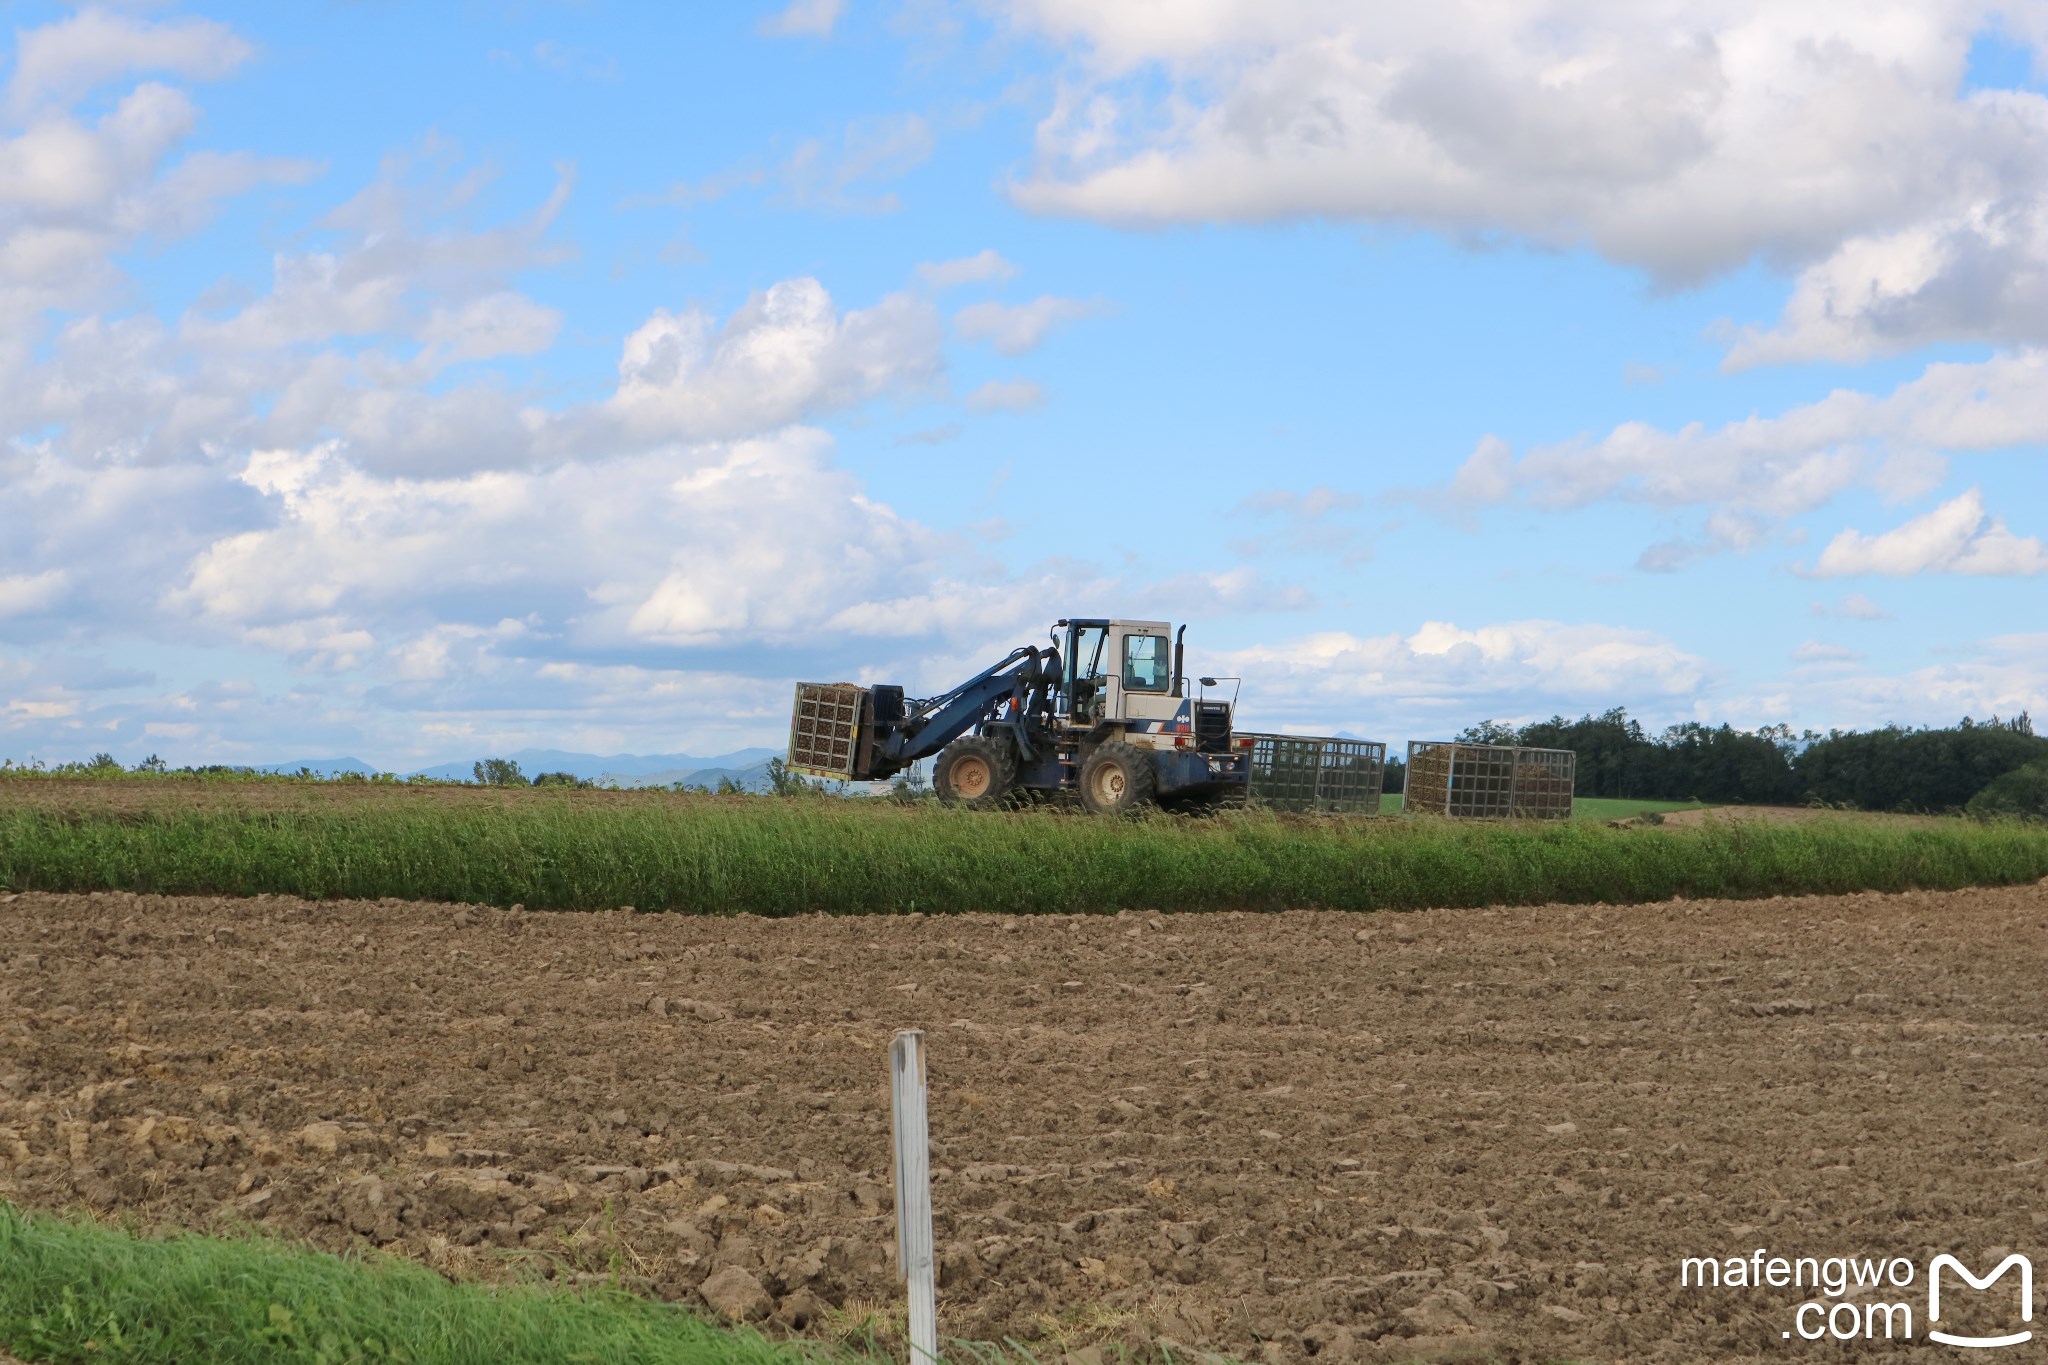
2, 887, 2044, 1363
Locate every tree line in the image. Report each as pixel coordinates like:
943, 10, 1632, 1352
1379, 708, 2043, 813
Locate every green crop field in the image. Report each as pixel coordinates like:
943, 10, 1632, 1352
0, 1202, 821, 1365
1374, 793, 1710, 820
1, 782, 2042, 915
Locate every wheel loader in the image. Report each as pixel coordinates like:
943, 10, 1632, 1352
787, 617, 1254, 813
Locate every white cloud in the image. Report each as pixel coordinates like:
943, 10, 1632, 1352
241, 617, 379, 673
167, 429, 999, 660
5, 8, 253, 118
915, 248, 1018, 289
608, 278, 943, 443
181, 149, 572, 357
1726, 632, 2048, 732
962, 378, 1044, 413
1440, 349, 2048, 567
0, 570, 65, 618
759, 0, 844, 39
0, 80, 310, 351
1807, 488, 2048, 578
953, 294, 1102, 353
1208, 618, 1712, 735
1635, 509, 1769, 573
1726, 195, 2048, 367
999, 1, 2048, 354
417, 291, 563, 365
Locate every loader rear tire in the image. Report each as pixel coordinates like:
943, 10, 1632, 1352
934, 736, 1016, 810
1079, 741, 1157, 816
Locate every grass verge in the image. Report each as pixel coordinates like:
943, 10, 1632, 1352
0, 1202, 818, 1365
2, 789, 2045, 914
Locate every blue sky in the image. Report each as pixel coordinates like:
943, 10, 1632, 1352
3, 1, 2046, 767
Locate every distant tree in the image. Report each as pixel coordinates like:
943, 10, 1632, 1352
473, 757, 525, 786
1381, 754, 1406, 795
1967, 762, 2048, 820
133, 753, 168, 773
531, 771, 588, 789
1797, 719, 2048, 812
1451, 707, 1801, 804
765, 756, 812, 797
86, 752, 120, 772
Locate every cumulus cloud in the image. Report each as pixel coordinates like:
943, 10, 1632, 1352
1453, 349, 2048, 513
180, 147, 572, 359
953, 294, 1103, 353
1806, 488, 2048, 577
5, 8, 253, 118
168, 429, 1000, 658
999, 0, 2048, 355
1206, 619, 1712, 735
607, 278, 943, 443
1438, 349, 2048, 569
1726, 204, 2048, 366
0, 82, 311, 353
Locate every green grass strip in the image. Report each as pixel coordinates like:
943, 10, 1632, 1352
3, 797, 2046, 914
0, 1202, 817, 1365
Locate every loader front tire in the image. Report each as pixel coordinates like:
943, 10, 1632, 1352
934, 736, 1017, 810
1079, 741, 1157, 816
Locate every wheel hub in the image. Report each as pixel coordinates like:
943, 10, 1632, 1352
954, 757, 991, 799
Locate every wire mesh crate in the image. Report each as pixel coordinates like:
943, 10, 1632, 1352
789, 682, 869, 778
1244, 734, 1386, 813
1402, 741, 1576, 819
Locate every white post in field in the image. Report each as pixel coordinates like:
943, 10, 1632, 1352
890, 1028, 939, 1364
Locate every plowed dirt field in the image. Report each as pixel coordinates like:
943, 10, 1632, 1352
2, 885, 2044, 1363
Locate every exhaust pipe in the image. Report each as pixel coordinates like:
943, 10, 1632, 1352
1172, 625, 1186, 697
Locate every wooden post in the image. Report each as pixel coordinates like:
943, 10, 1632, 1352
890, 1029, 938, 1363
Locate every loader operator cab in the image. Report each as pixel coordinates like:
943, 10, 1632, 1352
1065, 622, 1108, 723
1056, 618, 1180, 728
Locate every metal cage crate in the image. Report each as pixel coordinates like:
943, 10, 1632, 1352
1402, 741, 1576, 820
789, 682, 869, 779
1243, 734, 1386, 814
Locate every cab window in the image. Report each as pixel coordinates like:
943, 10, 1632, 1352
1122, 634, 1168, 691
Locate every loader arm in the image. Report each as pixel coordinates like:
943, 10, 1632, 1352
878, 646, 1053, 768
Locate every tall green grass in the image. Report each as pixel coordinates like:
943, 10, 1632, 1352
2, 795, 2044, 913
0, 1202, 814, 1365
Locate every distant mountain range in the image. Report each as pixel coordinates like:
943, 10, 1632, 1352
255, 747, 781, 788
